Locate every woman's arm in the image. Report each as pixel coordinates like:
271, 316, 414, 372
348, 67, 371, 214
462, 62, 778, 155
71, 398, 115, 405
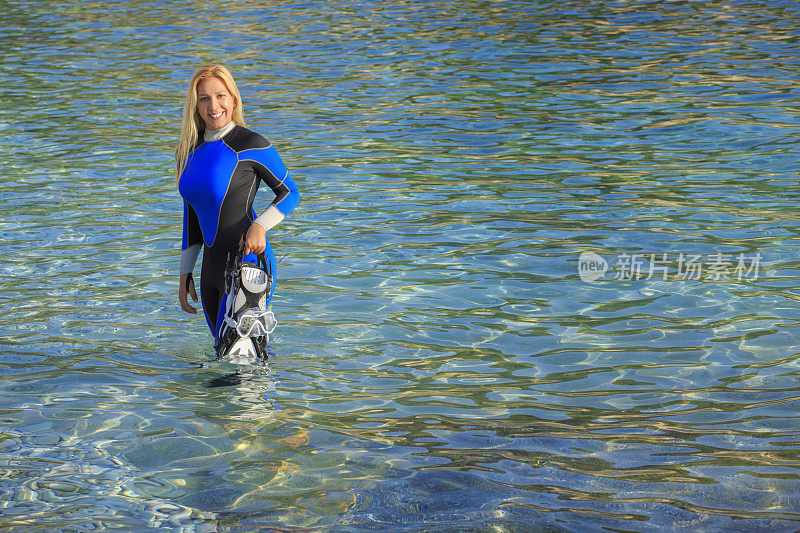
242, 143, 300, 255
179, 201, 203, 313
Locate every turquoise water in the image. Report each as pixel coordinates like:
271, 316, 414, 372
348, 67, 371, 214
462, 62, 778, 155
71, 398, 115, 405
2, 0, 800, 530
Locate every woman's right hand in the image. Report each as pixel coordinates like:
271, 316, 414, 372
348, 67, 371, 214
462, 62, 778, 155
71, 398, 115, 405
179, 274, 198, 314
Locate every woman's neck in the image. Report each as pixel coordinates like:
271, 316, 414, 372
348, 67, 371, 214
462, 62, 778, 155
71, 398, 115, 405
204, 121, 236, 142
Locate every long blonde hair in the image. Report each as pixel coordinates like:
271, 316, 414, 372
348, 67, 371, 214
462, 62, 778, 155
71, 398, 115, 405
175, 64, 247, 184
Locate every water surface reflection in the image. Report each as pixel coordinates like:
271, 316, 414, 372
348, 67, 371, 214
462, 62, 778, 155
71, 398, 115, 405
1, 0, 800, 530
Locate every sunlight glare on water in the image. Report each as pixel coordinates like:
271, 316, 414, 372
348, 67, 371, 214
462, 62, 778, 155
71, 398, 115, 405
1, 0, 800, 530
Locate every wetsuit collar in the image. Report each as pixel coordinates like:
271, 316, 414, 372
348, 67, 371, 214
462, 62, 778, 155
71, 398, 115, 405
204, 121, 236, 142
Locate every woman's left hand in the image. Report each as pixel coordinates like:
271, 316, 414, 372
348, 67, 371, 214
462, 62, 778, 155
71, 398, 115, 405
240, 222, 267, 255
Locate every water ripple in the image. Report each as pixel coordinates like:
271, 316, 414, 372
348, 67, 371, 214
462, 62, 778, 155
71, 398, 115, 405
1, 0, 800, 530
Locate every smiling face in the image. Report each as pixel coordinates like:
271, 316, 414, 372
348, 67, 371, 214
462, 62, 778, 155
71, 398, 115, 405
196, 76, 235, 131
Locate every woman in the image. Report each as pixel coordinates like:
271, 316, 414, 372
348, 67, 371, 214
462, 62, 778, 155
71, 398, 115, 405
176, 64, 299, 349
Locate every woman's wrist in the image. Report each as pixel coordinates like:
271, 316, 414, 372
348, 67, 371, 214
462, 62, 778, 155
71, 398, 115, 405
250, 222, 267, 234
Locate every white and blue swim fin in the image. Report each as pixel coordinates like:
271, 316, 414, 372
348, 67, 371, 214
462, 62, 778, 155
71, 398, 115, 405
216, 251, 276, 363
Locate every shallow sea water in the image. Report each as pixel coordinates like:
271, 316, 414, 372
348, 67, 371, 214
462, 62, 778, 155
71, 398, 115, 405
2, 0, 800, 531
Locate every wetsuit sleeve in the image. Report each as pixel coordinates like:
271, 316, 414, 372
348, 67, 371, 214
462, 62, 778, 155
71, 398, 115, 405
182, 201, 203, 249
254, 205, 285, 232
180, 201, 203, 275
179, 245, 201, 275
249, 146, 300, 217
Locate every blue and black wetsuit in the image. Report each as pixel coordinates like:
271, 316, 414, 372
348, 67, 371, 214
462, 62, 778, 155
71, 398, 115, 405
178, 123, 299, 343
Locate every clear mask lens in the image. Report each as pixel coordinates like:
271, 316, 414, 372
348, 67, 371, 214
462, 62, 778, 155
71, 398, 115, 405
235, 309, 277, 338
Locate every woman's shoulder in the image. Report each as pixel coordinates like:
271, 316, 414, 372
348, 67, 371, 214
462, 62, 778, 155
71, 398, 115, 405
225, 124, 272, 152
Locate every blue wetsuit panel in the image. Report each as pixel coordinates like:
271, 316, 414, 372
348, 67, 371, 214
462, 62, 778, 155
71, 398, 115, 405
239, 146, 300, 216
179, 140, 238, 247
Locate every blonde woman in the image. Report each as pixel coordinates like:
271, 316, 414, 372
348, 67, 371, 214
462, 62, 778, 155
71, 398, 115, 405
176, 64, 299, 354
